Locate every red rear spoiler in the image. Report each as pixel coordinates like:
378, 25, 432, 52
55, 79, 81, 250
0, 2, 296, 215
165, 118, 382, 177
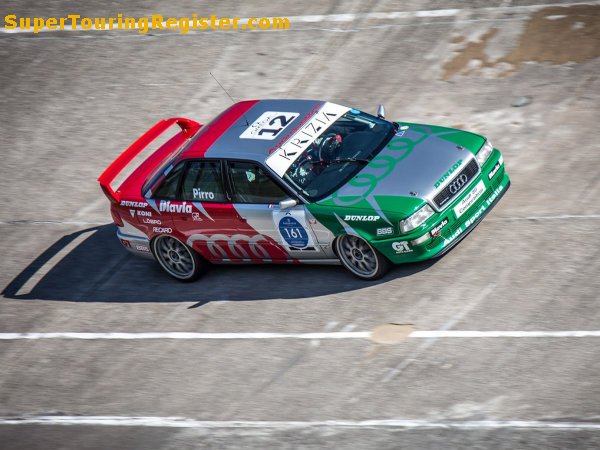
98, 117, 200, 202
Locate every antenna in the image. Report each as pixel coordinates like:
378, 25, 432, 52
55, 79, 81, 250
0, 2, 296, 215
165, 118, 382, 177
209, 72, 250, 127
210, 72, 236, 104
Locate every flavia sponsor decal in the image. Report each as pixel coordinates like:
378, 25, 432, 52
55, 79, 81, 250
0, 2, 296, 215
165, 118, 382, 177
488, 161, 501, 180
120, 200, 148, 208
434, 159, 462, 188
344, 215, 380, 221
159, 200, 192, 213
431, 218, 448, 237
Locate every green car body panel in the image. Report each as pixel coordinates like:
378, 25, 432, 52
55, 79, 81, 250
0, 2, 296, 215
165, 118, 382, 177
306, 121, 510, 264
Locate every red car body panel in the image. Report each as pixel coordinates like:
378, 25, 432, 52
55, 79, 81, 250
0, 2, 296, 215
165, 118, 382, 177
98, 99, 294, 263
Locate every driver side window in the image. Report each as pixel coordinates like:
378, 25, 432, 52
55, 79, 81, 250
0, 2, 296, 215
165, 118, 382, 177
228, 161, 288, 204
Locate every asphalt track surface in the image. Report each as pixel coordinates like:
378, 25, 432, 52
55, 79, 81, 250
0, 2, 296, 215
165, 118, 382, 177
1, 1, 600, 449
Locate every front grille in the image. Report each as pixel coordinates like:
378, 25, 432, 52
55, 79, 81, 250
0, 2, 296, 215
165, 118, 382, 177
425, 171, 504, 250
433, 159, 479, 209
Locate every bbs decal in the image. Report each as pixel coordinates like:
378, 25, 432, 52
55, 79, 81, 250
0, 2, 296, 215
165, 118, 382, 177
377, 227, 393, 236
240, 111, 299, 140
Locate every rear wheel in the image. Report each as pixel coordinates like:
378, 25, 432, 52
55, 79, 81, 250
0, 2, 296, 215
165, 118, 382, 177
335, 234, 390, 280
152, 235, 205, 282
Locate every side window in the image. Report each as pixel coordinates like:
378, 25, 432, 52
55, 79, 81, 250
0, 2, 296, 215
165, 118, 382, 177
152, 162, 185, 199
228, 161, 288, 204
181, 160, 226, 202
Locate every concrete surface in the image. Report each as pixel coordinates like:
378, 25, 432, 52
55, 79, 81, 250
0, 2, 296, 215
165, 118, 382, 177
1, 0, 599, 448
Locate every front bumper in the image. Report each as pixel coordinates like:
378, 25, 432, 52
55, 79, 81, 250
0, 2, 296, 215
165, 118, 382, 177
374, 149, 510, 264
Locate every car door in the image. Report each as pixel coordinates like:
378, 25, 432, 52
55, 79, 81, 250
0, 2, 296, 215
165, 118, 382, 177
226, 160, 328, 261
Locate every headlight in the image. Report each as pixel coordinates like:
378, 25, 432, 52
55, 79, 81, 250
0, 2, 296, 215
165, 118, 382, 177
400, 204, 434, 233
476, 140, 494, 166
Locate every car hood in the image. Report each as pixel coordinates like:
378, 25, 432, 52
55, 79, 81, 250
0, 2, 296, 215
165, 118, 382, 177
319, 124, 483, 218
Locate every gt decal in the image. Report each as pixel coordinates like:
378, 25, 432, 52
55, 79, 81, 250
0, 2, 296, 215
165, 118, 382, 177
377, 227, 393, 236
240, 111, 299, 140
344, 215, 380, 221
392, 241, 412, 253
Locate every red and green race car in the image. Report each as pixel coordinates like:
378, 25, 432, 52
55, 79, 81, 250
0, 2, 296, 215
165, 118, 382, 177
99, 99, 509, 281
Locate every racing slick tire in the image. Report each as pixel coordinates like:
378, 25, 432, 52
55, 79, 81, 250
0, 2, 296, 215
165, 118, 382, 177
152, 235, 206, 282
335, 234, 390, 280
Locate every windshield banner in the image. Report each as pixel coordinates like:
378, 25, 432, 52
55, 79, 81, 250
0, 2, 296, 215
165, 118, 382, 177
266, 102, 350, 177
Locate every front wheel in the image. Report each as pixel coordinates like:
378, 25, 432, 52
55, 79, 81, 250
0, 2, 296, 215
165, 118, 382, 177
335, 234, 390, 280
152, 235, 206, 282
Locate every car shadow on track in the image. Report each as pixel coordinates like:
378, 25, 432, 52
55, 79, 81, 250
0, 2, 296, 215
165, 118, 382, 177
2, 224, 438, 304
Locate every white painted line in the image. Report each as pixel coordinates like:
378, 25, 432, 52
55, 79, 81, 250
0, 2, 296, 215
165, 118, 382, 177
382, 284, 495, 383
412, 331, 600, 338
2, 330, 600, 341
489, 214, 600, 222
0, 332, 371, 340
14, 230, 95, 297
1, 416, 600, 430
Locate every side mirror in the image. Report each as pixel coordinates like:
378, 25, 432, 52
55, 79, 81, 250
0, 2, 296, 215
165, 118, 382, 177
377, 104, 385, 119
279, 198, 298, 210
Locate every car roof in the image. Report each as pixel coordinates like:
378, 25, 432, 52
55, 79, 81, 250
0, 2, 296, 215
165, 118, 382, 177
182, 99, 325, 162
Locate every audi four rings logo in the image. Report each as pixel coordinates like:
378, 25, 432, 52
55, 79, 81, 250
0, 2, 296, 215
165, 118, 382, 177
449, 174, 468, 194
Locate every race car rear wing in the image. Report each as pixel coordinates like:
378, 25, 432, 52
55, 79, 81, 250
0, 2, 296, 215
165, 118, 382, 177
98, 117, 200, 202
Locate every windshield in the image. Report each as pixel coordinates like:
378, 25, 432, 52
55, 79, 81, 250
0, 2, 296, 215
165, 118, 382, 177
282, 109, 394, 201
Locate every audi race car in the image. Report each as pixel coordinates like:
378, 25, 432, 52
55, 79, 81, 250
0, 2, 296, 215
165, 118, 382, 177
98, 99, 509, 281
